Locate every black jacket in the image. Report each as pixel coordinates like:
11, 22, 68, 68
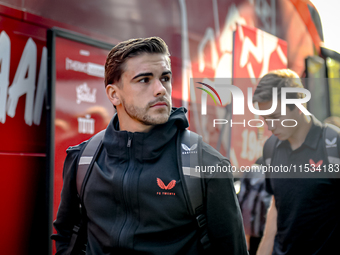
52, 107, 248, 254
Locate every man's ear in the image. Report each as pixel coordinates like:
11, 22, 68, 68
106, 84, 121, 107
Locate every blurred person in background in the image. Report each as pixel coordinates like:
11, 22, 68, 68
253, 69, 340, 255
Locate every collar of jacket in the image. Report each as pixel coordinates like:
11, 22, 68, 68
103, 107, 189, 161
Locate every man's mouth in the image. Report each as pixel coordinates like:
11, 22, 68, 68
150, 102, 168, 108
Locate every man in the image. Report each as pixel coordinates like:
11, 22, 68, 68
253, 69, 340, 255
52, 37, 248, 254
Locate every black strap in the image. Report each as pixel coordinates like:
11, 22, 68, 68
77, 130, 105, 200
323, 124, 340, 164
66, 130, 105, 255
65, 221, 87, 255
178, 129, 210, 249
179, 130, 204, 215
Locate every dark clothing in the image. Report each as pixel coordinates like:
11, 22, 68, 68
265, 116, 340, 255
248, 237, 261, 255
52, 107, 248, 254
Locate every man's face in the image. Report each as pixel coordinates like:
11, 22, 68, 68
114, 53, 172, 127
258, 100, 299, 141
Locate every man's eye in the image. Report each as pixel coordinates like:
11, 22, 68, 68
139, 78, 150, 83
161, 76, 170, 82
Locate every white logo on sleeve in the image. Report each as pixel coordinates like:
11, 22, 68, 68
181, 143, 197, 154
325, 138, 337, 148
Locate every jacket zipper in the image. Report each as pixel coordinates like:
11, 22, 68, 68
117, 134, 134, 248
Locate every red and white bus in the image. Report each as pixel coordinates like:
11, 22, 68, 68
0, 0, 338, 254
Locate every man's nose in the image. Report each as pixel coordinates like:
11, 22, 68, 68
153, 79, 166, 97
267, 122, 276, 131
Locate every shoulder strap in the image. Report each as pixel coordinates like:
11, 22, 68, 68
77, 129, 106, 200
178, 129, 204, 216
178, 130, 210, 249
323, 124, 340, 164
263, 135, 279, 165
66, 130, 105, 255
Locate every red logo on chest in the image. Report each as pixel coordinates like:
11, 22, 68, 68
156, 178, 176, 196
309, 159, 323, 171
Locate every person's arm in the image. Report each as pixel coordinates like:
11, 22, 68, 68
51, 143, 85, 254
204, 159, 248, 254
256, 196, 277, 255
201, 141, 248, 254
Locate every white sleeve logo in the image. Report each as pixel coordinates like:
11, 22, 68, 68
190, 144, 197, 150
181, 143, 198, 154
181, 144, 190, 151
325, 138, 337, 148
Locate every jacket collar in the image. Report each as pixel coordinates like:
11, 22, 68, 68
103, 107, 189, 160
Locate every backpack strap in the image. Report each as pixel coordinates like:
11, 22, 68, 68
179, 130, 204, 214
77, 129, 105, 200
323, 124, 340, 164
177, 129, 210, 249
262, 135, 279, 166
66, 130, 105, 255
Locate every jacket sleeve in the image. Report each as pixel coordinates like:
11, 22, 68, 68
202, 142, 248, 255
51, 142, 86, 254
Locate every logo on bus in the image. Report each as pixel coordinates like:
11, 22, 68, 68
76, 82, 97, 104
77, 114, 95, 134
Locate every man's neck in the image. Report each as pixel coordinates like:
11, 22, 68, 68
116, 112, 154, 133
288, 115, 312, 150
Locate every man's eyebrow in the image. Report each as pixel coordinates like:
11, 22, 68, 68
131, 71, 172, 81
162, 71, 172, 76
131, 72, 153, 81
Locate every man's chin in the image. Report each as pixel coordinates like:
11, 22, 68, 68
144, 113, 170, 125
276, 135, 288, 141
153, 114, 170, 125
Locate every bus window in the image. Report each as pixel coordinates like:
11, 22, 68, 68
327, 57, 340, 117
305, 56, 329, 122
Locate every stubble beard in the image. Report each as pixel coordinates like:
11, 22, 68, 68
121, 97, 172, 126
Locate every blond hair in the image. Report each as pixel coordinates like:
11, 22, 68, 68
253, 69, 304, 110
